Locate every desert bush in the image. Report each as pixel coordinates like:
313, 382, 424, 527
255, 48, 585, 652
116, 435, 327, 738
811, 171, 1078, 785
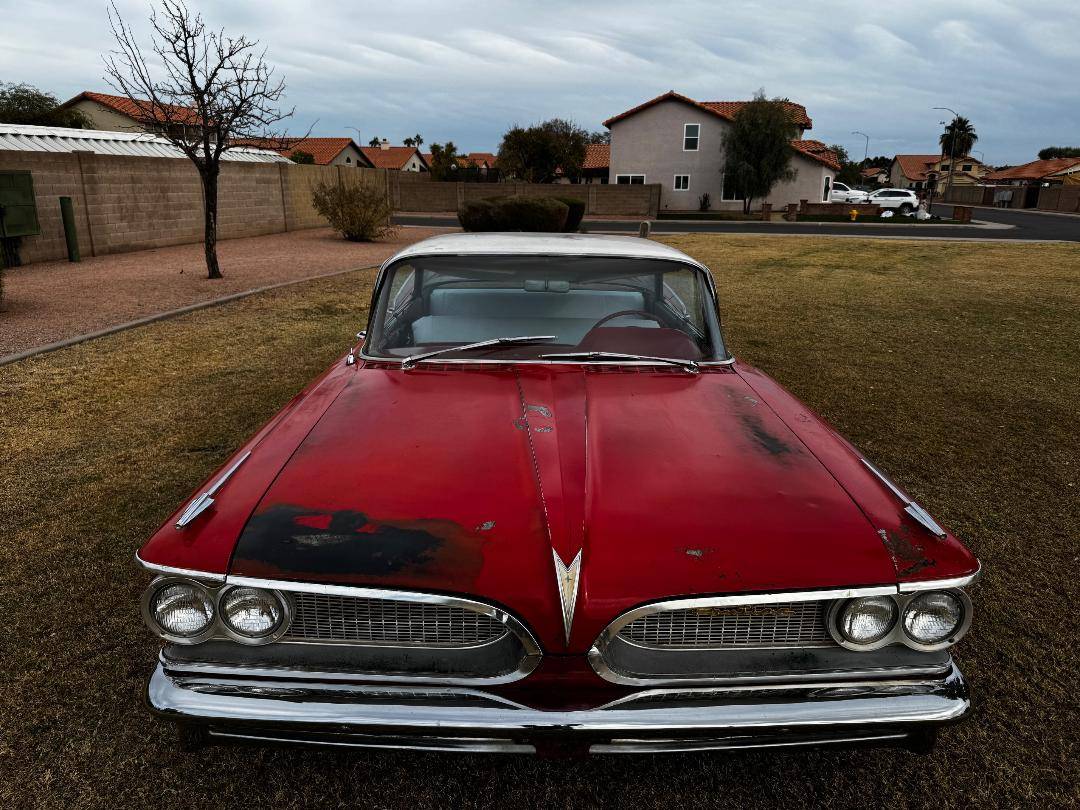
554, 196, 586, 232
457, 196, 568, 232
457, 198, 500, 232
312, 180, 397, 242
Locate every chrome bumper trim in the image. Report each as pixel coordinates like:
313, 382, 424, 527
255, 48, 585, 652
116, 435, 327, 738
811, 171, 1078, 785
148, 661, 970, 754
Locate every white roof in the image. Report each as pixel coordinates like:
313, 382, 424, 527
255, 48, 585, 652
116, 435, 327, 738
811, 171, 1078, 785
386, 232, 708, 271
0, 123, 289, 163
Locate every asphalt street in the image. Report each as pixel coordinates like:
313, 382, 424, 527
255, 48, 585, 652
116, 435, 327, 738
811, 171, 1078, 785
396, 204, 1080, 241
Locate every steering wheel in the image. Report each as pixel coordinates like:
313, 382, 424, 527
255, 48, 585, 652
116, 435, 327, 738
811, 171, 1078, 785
588, 309, 664, 330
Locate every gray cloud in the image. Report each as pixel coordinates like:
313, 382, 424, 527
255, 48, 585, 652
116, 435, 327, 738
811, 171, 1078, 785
1, 0, 1076, 163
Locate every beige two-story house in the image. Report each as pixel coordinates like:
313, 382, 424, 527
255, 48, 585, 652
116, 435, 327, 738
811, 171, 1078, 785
604, 91, 839, 212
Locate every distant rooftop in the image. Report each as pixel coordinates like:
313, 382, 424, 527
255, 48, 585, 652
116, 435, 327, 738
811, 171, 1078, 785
0, 123, 289, 162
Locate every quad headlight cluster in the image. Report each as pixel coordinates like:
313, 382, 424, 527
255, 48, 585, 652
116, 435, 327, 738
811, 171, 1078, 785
141, 578, 290, 645
828, 590, 971, 651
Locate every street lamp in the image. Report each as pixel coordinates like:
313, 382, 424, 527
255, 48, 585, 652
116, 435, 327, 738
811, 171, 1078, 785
852, 131, 870, 162
933, 106, 960, 202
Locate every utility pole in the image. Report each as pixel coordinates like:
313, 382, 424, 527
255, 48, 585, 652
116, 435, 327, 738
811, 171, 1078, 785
933, 106, 960, 202
852, 131, 870, 162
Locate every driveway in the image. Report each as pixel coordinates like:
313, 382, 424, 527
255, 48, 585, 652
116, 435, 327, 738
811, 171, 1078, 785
396, 206, 1080, 242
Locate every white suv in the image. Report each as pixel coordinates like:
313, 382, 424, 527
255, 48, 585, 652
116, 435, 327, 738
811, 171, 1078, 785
867, 188, 919, 214
829, 182, 870, 203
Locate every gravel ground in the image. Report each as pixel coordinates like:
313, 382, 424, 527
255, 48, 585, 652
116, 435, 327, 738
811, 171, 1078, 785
0, 226, 452, 357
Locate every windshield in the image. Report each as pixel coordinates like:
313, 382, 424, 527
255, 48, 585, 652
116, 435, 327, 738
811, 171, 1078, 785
365, 255, 726, 362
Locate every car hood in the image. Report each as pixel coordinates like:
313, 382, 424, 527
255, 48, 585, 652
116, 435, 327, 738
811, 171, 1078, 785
227, 364, 897, 653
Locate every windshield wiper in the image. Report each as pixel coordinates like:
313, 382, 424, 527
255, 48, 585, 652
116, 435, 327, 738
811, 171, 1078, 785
539, 351, 699, 373
401, 336, 556, 369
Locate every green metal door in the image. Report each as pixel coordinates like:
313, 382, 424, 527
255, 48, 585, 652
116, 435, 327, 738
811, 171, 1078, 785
0, 171, 41, 238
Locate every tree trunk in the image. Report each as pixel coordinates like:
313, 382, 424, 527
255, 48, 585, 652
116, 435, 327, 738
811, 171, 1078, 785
201, 169, 222, 280
743, 197, 753, 215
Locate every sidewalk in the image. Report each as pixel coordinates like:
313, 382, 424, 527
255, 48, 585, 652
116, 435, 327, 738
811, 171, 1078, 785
0, 225, 452, 359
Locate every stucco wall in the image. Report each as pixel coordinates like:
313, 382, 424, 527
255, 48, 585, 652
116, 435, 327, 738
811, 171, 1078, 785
610, 99, 732, 210
609, 98, 832, 211
68, 99, 146, 133
330, 144, 370, 167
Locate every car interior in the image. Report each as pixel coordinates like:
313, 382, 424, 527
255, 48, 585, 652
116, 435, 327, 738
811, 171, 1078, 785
367, 256, 722, 361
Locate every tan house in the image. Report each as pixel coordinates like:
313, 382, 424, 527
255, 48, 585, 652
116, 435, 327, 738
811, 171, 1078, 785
60, 90, 212, 136
360, 140, 428, 172
889, 154, 990, 191
984, 157, 1080, 185
236, 136, 373, 167
604, 91, 837, 211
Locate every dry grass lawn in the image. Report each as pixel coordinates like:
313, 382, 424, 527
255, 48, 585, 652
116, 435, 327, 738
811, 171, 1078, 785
1, 235, 1077, 807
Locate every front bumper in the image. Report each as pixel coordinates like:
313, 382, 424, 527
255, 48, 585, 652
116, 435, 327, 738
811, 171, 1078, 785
147, 658, 970, 754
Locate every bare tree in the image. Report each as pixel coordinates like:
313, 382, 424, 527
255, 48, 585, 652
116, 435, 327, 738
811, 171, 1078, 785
105, 0, 299, 279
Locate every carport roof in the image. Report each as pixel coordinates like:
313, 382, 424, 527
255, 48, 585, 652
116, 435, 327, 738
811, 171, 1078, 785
0, 123, 289, 162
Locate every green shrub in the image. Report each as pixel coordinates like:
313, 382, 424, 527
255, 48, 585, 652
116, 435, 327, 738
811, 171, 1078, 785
457, 198, 499, 232
311, 180, 397, 242
554, 196, 586, 232
457, 196, 568, 232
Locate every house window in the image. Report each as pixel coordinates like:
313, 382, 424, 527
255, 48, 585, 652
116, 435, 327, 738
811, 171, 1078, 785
345, 157, 352, 164
616, 174, 646, 184
674, 174, 690, 190
962, 163, 973, 172
683, 124, 699, 151
720, 173, 742, 200
941, 164, 951, 172
822, 176, 831, 202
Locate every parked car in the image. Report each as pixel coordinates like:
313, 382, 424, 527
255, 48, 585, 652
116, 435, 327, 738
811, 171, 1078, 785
829, 181, 870, 203
868, 188, 920, 214
137, 233, 980, 755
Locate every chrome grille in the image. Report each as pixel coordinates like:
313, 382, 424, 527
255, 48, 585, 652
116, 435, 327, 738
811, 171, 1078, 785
284, 593, 507, 646
619, 601, 831, 648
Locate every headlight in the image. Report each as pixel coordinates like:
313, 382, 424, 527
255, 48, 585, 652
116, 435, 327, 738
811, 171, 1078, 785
219, 587, 286, 642
836, 596, 898, 646
148, 582, 214, 641
903, 591, 964, 646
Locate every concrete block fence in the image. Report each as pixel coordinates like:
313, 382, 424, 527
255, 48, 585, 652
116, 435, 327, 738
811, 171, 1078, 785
0, 149, 661, 265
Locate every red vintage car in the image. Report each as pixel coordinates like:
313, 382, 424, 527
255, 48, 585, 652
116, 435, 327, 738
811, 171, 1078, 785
137, 233, 979, 754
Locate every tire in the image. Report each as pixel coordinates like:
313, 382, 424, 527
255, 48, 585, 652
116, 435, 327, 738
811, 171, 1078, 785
899, 203, 913, 214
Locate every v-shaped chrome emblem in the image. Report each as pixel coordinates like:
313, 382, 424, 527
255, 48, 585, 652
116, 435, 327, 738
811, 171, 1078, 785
552, 549, 582, 644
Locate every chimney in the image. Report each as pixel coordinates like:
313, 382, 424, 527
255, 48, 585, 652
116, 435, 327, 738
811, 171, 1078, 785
380, 138, 390, 150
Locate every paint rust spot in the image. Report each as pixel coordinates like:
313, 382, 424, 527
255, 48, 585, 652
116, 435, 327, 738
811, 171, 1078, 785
476, 520, 496, 532
231, 504, 486, 587
879, 528, 935, 576
527, 404, 552, 418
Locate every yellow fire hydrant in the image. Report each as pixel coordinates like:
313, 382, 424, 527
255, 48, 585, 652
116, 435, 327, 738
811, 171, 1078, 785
849, 208, 859, 221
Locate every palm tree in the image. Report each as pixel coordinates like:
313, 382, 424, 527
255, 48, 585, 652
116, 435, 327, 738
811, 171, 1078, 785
940, 116, 978, 159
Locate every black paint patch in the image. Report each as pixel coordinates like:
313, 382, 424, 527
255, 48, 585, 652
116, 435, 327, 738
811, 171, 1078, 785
231, 504, 484, 583
739, 412, 795, 458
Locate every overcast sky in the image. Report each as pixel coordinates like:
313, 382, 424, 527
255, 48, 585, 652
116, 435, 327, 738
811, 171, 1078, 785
2, 0, 1077, 164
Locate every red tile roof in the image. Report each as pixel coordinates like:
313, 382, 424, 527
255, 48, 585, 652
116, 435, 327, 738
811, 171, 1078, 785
236, 136, 370, 166
66, 91, 203, 126
892, 154, 941, 182
790, 139, 841, 171
603, 90, 812, 130
464, 152, 498, 168
984, 157, 1080, 182
861, 166, 885, 177
360, 145, 428, 170
582, 143, 609, 169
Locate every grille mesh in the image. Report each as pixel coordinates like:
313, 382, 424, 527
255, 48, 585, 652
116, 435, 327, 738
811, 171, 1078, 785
284, 593, 507, 646
619, 601, 831, 648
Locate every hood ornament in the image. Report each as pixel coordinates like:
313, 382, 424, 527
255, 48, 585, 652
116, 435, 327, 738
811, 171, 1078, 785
175, 450, 251, 529
552, 549, 582, 644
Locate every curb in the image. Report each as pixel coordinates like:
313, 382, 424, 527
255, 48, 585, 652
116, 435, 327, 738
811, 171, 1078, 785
0, 264, 378, 368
